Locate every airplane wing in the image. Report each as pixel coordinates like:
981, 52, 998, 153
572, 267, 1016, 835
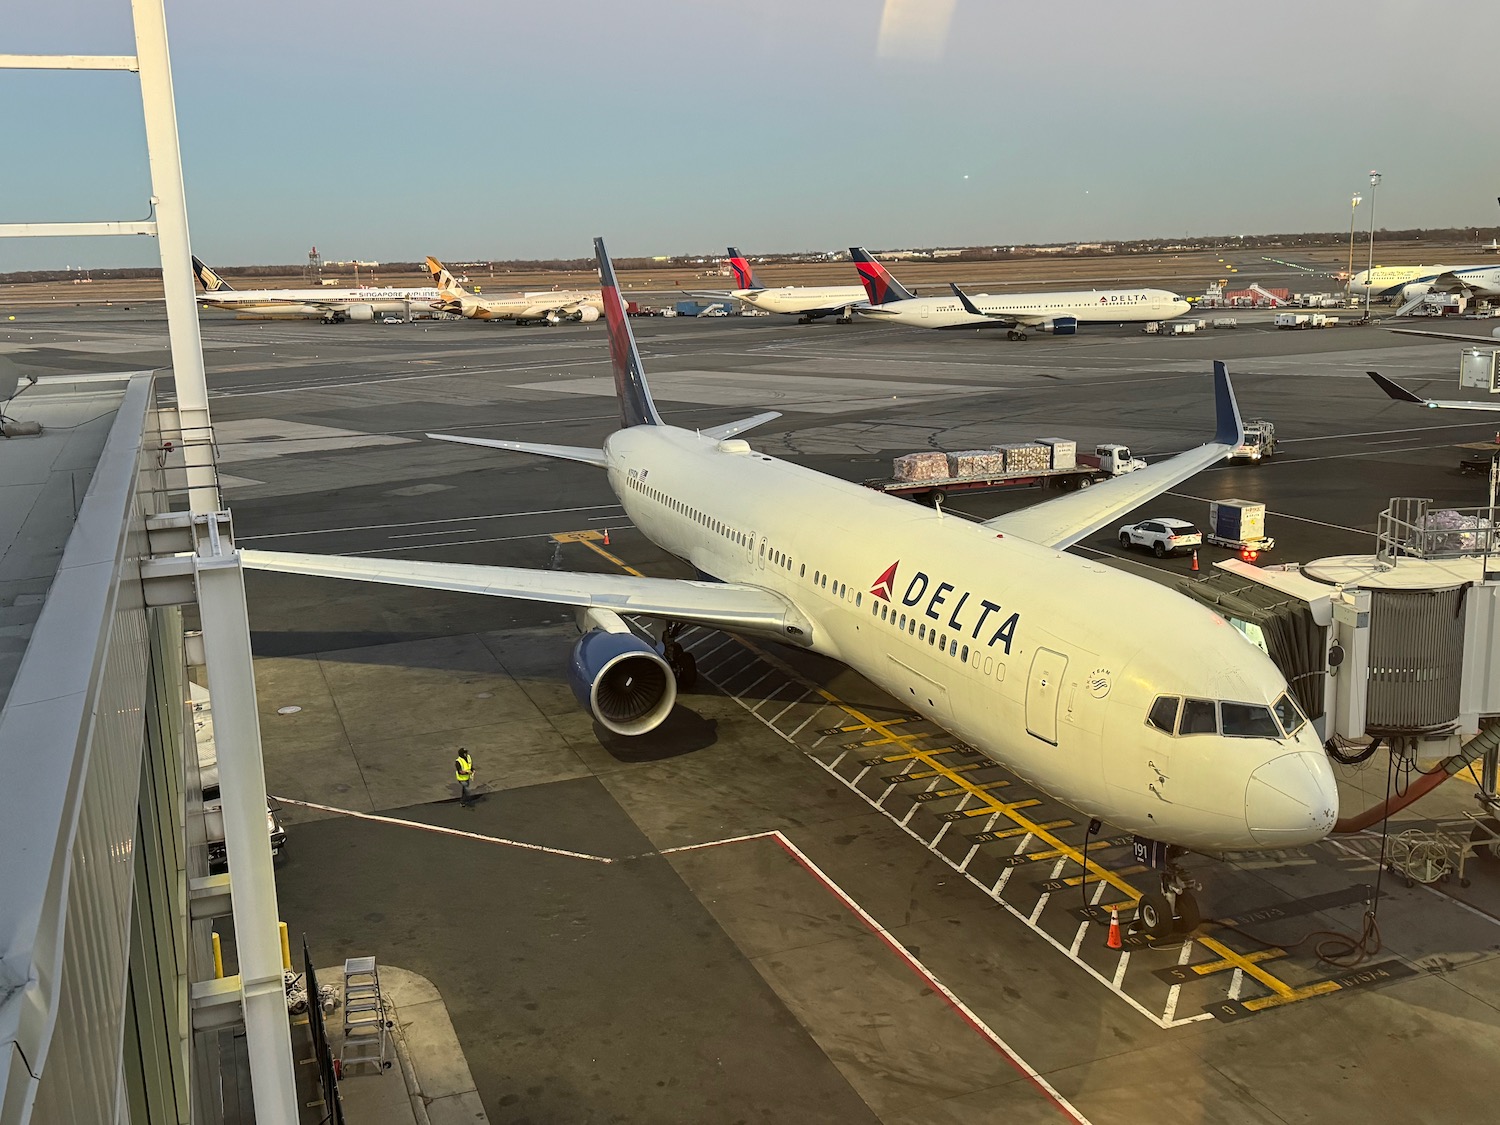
1385, 326, 1500, 345
702, 412, 782, 440
239, 550, 805, 634
426, 433, 607, 466
949, 283, 1014, 325
1367, 370, 1500, 412
981, 361, 1243, 550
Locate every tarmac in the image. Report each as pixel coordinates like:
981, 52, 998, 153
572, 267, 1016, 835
6, 303, 1500, 1124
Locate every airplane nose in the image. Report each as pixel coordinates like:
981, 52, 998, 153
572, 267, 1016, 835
1244, 752, 1338, 846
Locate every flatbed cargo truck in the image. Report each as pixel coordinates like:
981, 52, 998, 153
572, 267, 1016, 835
866, 442, 1146, 504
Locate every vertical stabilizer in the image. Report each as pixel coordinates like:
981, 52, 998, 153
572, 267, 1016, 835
425, 256, 467, 295
595, 237, 662, 428
850, 247, 916, 305
191, 256, 233, 292
726, 247, 764, 291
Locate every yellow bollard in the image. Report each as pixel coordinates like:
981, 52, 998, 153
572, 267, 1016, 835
212, 931, 224, 979
279, 922, 292, 971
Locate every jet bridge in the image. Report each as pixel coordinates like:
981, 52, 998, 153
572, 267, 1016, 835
1181, 496, 1500, 810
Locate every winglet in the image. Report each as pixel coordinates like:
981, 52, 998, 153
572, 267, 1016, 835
850, 247, 917, 305
595, 237, 662, 428
1367, 370, 1427, 404
1213, 360, 1244, 447
949, 282, 988, 319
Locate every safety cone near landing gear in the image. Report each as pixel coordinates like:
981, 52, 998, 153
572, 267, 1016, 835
1190, 548, 1199, 572
1106, 907, 1123, 950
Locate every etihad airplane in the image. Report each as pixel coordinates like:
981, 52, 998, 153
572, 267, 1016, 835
242, 238, 1337, 936
1367, 370, 1500, 412
685, 248, 868, 323
850, 248, 1192, 338
1349, 263, 1500, 316
426, 257, 603, 325
191, 258, 441, 322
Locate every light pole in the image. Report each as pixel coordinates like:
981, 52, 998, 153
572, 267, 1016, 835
1347, 193, 1362, 298
1364, 171, 1381, 320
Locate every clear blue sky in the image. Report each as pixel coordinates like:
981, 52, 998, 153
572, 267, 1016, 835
4, 1, 1499, 270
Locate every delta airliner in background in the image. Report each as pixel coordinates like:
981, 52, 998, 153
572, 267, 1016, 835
243, 238, 1338, 936
191, 257, 440, 322
850, 247, 1192, 338
685, 248, 869, 323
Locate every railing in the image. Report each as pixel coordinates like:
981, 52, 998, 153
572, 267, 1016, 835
1375, 497, 1499, 565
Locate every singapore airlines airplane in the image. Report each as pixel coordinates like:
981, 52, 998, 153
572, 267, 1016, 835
191, 257, 441, 322
850, 248, 1192, 339
242, 238, 1337, 935
426, 257, 604, 325
685, 248, 869, 323
1349, 262, 1500, 316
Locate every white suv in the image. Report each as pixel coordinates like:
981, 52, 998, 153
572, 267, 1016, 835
1119, 517, 1202, 558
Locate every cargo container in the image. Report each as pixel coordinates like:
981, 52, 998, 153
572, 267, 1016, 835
1205, 498, 1274, 551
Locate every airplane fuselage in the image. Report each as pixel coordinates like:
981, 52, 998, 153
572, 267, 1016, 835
1349, 264, 1500, 299
602, 425, 1337, 852
198, 287, 442, 318
731, 285, 869, 316
861, 288, 1192, 330
447, 291, 604, 321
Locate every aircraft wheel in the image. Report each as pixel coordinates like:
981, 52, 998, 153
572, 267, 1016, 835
667, 647, 697, 692
1174, 891, 1202, 934
1006, 330, 1018, 341
1135, 892, 1174, 939
1016, 332, 1029, 341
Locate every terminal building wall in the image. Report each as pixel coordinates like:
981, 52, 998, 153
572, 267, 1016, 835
0, 375, 214, 1125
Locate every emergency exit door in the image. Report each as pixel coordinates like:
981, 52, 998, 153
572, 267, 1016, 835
1026, 648, 1068, 745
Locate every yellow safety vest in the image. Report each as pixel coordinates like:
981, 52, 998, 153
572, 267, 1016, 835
454, 755, 473, 782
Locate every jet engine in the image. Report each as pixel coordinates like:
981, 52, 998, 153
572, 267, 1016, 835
567, 615, 677, 736
1398, 282, 1432, 305
572, 306, 601, 323
346, 303, 376, 322
1041, 316, 1078, 335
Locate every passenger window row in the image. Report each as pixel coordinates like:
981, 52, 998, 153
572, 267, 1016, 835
866, 595, 1004, 680
1147, 692, 1306, 739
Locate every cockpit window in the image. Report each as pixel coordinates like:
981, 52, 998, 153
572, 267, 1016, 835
1220, 701, 1280, 738
1273, 693, 1307, 737
1147, 696, 1180, 734
1179, 698, 1218, 735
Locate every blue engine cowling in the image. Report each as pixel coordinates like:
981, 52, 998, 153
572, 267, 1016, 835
1042, 316, 1078, 335
567, 628, 677, 736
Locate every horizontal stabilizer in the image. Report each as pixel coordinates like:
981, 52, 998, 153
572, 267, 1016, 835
426, 432, 607, 466
983, 360, 1243, 550
702, 412, 782, 440
239, 551, 805, 636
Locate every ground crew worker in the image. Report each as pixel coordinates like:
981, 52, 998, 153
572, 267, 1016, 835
454, 748, 475, 808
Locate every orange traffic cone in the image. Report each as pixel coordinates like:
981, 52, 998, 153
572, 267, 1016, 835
602, 528, 610, 546
1190, 548, 1199, 572
1106, 907, 1123, 950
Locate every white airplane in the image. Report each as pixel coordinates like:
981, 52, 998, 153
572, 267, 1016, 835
849, 248, 1192, 339
684, 248, 868, 324
191, 257, 441, 322
1349, 262, 1500, 316
426, 257, 603, 325
242, 238, 1338, 937
1367, 370, 1500, 412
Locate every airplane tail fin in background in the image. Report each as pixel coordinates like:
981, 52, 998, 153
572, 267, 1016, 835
726, 247, 764, 291
850, 247, 916, 305
191, 256, 233, 292
595, 237, 662, 428
425, 256, 466, 295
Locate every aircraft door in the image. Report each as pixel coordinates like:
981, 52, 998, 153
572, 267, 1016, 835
1026, 648, 1068, 745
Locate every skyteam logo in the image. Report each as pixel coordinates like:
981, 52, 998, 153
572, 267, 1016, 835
869, 561, 1020, 653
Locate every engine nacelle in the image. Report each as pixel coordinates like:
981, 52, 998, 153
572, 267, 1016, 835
346, 303, 376, 322
574, 306, 600, 323
1042, 316, 1078, 335
567, 627, 677, 736
1399, 282, 1432, 304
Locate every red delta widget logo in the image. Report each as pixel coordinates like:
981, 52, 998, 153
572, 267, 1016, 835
869, 560, 1020, 654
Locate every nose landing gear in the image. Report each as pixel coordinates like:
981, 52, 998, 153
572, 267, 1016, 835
1129, 840, 1202, 940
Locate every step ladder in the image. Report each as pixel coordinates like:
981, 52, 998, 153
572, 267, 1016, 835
340, 956, 389, 1073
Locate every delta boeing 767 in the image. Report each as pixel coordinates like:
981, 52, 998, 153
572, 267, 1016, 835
243, 239, 1338, 935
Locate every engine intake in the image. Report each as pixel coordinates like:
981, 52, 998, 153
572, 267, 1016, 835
1043, 316, 1078, 335
567, 628, 677, 736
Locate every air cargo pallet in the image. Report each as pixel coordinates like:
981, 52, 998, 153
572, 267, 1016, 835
1205, 534, 1275, 552
864, 468, 1106, 505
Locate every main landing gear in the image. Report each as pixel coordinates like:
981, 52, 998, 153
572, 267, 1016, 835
1130, 838, 1202, 940
661, 622, 698, 691
1006, 329, 1029, 341
836, 305, 855, 325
